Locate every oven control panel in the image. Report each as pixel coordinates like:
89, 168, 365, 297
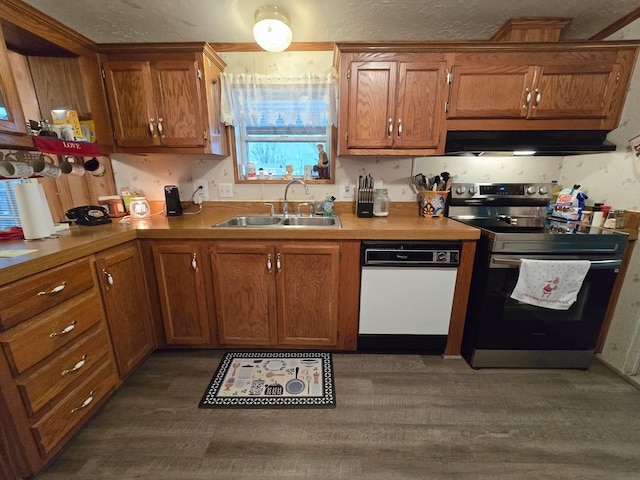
450, 183, 552, 201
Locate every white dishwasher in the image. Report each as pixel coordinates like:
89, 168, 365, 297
358, 241, 460, 353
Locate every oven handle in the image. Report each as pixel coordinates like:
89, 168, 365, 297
491, 257, 622, 269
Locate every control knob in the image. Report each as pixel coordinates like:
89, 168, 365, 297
526, 186, 537, 195
468, 186, 476, 195
538, 186, 549, 195
455, 186, 466, 195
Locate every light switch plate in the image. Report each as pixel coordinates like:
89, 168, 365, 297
218, 183, 233, 198
341, 182, 355, 200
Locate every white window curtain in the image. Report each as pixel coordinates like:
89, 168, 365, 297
220, 72, 338, 129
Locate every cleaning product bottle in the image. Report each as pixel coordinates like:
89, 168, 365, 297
547, 180, 562, 215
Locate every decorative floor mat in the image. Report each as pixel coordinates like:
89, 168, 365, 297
199, 351, 335, 409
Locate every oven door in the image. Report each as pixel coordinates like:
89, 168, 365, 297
463, 254, 622, 352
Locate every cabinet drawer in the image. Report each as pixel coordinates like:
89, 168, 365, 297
0, 291, 104, 376
0, 257, 95, 331
31, 357, 117, 456
17, 324, 112, 417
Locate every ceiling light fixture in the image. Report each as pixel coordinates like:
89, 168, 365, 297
253, 5, 292, 52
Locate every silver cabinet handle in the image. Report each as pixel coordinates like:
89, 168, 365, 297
157, 117, 164, 137
388, 118, 393, 136
62, 355, 86, 376
267, 253, 273, 273
149, 118, 155, 136
71, 391, 94, 414
37, 282, 67, 296
102, 268, 114, 286
397, 118, 402, 136
276, 253, 281, 273
49, 320, 76, 338
523, 87, 532, 109
532, 88, 541, 109
191, 252, 198, 271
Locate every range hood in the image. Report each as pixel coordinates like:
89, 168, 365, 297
444, 130, 616, 156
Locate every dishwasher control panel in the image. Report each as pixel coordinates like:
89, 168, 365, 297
361, 241, 461, 266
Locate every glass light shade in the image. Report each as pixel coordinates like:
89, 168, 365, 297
253, 5, 292, 52
129, 196, 151, 220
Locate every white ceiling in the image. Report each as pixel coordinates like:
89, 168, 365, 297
20, 0, 640, 44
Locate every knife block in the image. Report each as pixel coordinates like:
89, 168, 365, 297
357, 189, 373, 218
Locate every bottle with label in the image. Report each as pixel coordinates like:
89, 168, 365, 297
373, 189, 390, 216
547, 180, 562, 215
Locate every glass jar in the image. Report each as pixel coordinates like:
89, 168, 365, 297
129, 196, 151, 219
373, 189, 390, 217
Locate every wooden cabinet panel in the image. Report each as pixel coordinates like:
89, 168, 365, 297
339, 53, 447, 155
0, 257, 94, 331
102, 60, 157, 147
152, 60, 204, 147
31, 357, 117, 455
347, 61, 396, 148
17, 324, 111, 416
210, 241, 342, 349
0, 24, 26, 135
276, 243, 340, 346
0, 291, 104, 376
210, 243, 276, 346
95, 242, 155, 378
152, 242, 211, 345
532, 64, 619, 120
447, 65, 535, 119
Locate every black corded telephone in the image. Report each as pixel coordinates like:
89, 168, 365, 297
65, 206, 112, 226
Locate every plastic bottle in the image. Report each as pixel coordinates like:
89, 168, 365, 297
547, 180, 562, 215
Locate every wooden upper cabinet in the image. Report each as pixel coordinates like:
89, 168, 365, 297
446, 49, 636, 130
338, 51, 447, 155
103, 59, 204, 148
0, 24, 26, 136
100, 44, 227, 155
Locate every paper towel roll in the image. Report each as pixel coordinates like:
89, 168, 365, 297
14, 180, 56, 240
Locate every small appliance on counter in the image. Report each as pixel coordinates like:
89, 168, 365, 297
164, 185, 183, 216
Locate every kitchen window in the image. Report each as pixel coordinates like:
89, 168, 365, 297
221, 73, 337, 182
0, 179, 21, 229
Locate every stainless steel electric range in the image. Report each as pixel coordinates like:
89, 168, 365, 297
448, 182, 628, 369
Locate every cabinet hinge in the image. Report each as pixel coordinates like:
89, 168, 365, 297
197, 69, 203, 80
445, 102, 449, 113
203, 130, 207, 141
112, 131, 117, 141
345, 131, 348, 143
445, 69, 452, 84
101, 69, 106, 79
347, 68, 350, 80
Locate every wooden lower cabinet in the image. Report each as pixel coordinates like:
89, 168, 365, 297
210, 240, 359, 350
150, 241, 213, 346
95, 242, 155, 378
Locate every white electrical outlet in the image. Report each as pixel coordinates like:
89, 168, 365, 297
341, 182, 355, 200
193, 179, 210, 202
218, 183, 234, 198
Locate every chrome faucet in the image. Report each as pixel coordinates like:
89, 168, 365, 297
283, 179, 309, 216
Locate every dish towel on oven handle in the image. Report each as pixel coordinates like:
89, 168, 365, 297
510, 259, 591, 311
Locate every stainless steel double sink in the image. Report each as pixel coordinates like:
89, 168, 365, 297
214, 215, 341, 228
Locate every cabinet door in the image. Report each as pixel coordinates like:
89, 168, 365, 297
394, 62, 446, 149
531, 64, 620, 120
347, 61, 397, 148
95, 243, 155, 378
102, 61, 159, 147
152, 243, 211, 345
210, 243, 277, 346
0, 25, 26, 135
447, 65, 535, 119
276, 243, 340, 347
151, 60, 205, 147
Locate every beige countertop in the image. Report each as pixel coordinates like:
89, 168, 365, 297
0, 207, 480, 286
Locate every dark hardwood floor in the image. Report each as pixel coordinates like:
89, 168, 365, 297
35, 350, 640, 479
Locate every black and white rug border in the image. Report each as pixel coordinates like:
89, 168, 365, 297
199, 351, 335, 409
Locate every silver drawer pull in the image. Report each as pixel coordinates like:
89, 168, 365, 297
70, 391, 94, 414
37, 282, 67, 296
49, 320, 77, 338
61, 355, 87, 376
102, 268, 114, 286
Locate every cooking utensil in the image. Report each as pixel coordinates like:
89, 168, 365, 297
306, 375, 312, 394
285, 367, 305, 395
265, 372, 285, 378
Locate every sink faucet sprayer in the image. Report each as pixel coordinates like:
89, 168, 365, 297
283, 179, 309, 216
